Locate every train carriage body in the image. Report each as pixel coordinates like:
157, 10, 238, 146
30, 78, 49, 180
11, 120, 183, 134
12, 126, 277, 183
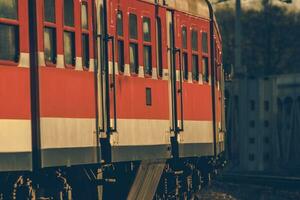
0, 0, 224, 179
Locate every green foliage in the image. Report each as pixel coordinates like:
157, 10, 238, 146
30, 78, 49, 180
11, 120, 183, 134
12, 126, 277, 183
216, 5, 300, 76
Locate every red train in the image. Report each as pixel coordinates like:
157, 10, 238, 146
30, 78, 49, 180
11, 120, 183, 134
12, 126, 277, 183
0, 0, 225, 199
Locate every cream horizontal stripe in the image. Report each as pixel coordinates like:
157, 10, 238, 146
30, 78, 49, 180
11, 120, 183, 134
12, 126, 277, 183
40, 118, 97, 149
110, 119, 171, 146
178, 120, 213, 144
0, 119, 32, 152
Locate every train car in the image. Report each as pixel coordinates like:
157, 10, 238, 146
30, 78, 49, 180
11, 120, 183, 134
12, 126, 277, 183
0, 0, 225, 199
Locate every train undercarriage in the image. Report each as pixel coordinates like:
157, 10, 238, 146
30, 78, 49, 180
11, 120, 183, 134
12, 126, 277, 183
0, 155, 225, 200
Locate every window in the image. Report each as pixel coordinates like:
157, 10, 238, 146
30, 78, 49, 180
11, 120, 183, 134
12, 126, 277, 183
249, 120, 255, 128
143, 17, 151, 42
192, 55, 199, 81
143, 17, 152, 76
0, 0, 19, 62
116, 10, 124, 73
146, 88, 152, 106
264, 120, 269, 128
248, 154, 255, 161
202, 32, 208, 53
64, 0, 75, 66
81, 2, 89, 68
64, 0, 74, 27
264, 137, 270, 144
202, 57, 209, 82
191, 30, 198, 51
263, 153, 270, 161
129, 13, 138, 39
129, 13, 139, 74
129, 43, 138, 74
250, 100, 255, 111
264, 101, 269, 112
44, 0, 55, 23
44, 0, 56, 64
144, 46, 152, 75
182, 26, 188, 81
182, 26, 187, 49
249, 137, 255, 144
64, 31, 75, 65
81, 2, 88, 29
156, 17, 163, 78
118, 40, 124, 73
183, 53, 188, 80
117, 10, 123, 36
191, 29, 199, 82
82, 34, 89, 68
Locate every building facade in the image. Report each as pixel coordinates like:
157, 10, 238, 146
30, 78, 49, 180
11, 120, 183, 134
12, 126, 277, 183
226, 73, 300, 173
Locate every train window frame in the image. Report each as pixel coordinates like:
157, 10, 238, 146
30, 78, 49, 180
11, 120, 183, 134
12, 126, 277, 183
44, 0, 57, 66
191, 28, 199, 82
81, 0, 89, 69
142, 16, 152, 77
202, 56, 209, 83
129, 13, 138, 40
0, 0, 20, 65
202, 32, 208, 54
181, 25, 188, 81
129, 12, 139, 75
156, 16, 163, 78
63, 0, 76, 68
116, 10, 125, 73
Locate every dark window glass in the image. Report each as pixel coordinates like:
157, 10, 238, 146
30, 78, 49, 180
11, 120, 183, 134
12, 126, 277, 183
64, 31, 75, 65
202, 57, 209, 82
192, 55, 199, 81
202, 32, 208, 53
129, 14, 138, 39
249, 120, 255, 128
117, 11, 123, 36
44, 0, 55, 23
250, 100, 255, 111
249, 154, 255, 161
82, 34, 89, 68
81, 2, 88, 29
129, 43, 138, 74
264, 120, 269, 128
143, 17, 151, 42
156, 17, 163, 77
182, 26, 187, 49
0, 0, 18, 19
249, 137, 255, 144
264, 101, 269, 111
44, 27, 56, 64
191, 30, 198, 51
264, 137, 270, 144
118, 40, 124, 72
144, 45, 152, 75
183, 53, 188, 80
146, 88, 152, 106
0, 24, 19, 61
64, 0, 74, 27
263, 153, 270, 161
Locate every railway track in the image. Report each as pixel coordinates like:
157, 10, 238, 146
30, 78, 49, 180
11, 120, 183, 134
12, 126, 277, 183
216, 173, 300, 189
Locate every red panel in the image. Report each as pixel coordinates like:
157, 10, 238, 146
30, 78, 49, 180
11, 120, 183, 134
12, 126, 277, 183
178, 83, 212, 121
0, 66, 31, 119
39, 67, 96, 118
111, 76, 169, 120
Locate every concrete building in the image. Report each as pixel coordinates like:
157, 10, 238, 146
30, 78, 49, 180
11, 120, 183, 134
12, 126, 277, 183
226, 73, 300, 173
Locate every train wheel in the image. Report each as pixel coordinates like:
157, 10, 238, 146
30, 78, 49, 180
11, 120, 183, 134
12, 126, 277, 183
12, 176, 36, 200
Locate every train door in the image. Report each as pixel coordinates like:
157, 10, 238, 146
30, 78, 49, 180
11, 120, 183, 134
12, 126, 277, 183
100, 0, 172, 162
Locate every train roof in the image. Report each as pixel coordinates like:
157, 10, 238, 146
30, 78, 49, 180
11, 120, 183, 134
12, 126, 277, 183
142, 0, 210, 19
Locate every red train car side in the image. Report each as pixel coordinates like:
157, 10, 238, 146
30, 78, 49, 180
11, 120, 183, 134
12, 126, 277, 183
0, 0, 225, 199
